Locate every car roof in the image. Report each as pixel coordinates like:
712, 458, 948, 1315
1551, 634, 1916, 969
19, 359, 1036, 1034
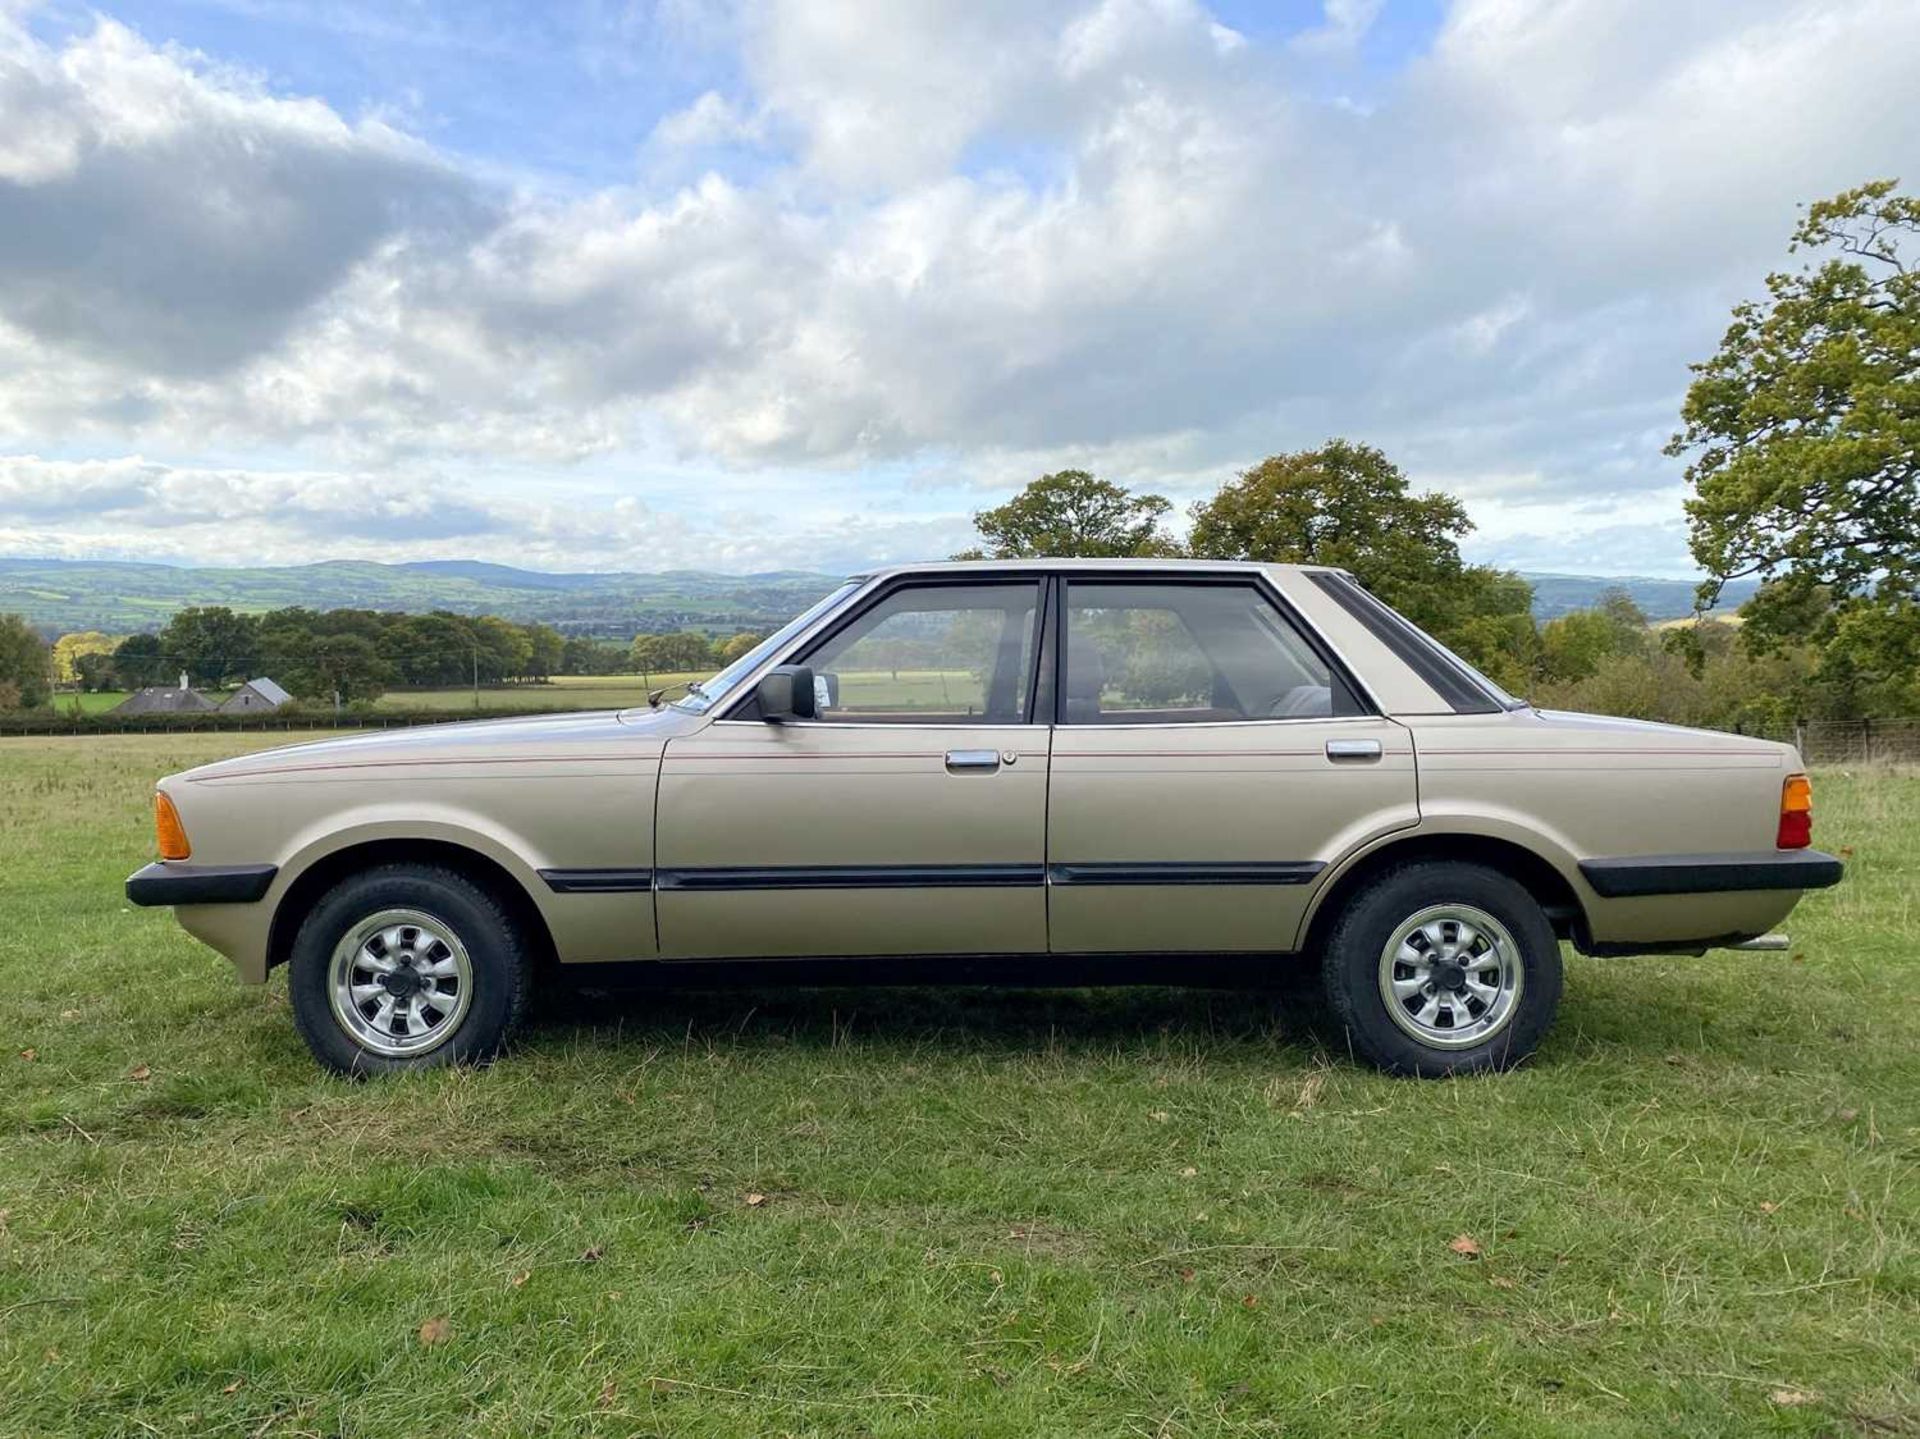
847, 558, 1349, 581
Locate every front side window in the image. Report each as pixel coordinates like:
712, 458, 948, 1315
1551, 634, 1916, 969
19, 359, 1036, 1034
800, 582, 1042, 723
1062, 581, 1350, 724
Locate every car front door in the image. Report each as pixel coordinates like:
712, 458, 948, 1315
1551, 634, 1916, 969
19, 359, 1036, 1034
655, 578, 1051, 959
1045, 576, 1418, 954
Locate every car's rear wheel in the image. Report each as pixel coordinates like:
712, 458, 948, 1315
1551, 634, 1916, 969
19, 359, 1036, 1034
1320, 861, 1562, 1077
288, 864, 532, 1075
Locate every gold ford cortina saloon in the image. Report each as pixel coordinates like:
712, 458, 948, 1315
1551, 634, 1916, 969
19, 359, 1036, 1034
128, 561, 1844, 1077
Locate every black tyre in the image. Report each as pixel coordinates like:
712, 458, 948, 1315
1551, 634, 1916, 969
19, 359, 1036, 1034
1320, 861, 1562, 1077
288, 863, 532, 1076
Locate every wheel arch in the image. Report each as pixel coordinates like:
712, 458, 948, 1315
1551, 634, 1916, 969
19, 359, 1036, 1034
1297, 830, 1588, 958
266, 837, 558, 978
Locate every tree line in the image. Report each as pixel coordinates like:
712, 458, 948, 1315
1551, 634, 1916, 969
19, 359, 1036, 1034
8, 608, 644, 706
949, 444, 1912, 731
0, 602, 777, 708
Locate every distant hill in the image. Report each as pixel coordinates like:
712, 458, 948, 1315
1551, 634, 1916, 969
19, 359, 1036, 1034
1520, 572, 1755, 621
0, 558, 844, 637
0, 556, 1755, 636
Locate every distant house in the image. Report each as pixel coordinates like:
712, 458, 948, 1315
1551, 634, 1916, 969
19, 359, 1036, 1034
220, 677, 293, 713
112, 674, 217, 716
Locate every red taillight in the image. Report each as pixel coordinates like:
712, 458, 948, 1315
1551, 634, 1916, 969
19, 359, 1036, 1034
1777, 774, 1813, 849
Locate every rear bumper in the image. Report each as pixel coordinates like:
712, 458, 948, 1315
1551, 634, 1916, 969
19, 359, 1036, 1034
126, 861, 278, 906
1578, 850, 1844, 899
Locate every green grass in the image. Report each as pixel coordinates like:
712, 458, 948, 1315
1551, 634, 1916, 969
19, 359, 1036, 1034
1, 735, 1914, 1437
49, 690, 137, 715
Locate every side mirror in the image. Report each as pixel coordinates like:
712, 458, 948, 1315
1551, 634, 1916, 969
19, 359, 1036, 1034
755, 664, 817, 722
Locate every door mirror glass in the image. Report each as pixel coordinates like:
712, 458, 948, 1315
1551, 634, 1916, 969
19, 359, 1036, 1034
755, 665, 818, 721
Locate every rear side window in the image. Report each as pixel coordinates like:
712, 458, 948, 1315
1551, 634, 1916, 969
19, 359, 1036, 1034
1061, 581, 1359, 724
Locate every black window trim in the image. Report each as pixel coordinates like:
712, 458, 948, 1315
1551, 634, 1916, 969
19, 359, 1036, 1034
1307, 571, 1512, 716
1053, 572, 1377, 726
713, 566, 1382, 726
1029, 575, 1057, 725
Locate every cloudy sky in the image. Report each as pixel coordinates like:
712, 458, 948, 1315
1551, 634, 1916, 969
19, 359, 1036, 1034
0, 0, 1914, 577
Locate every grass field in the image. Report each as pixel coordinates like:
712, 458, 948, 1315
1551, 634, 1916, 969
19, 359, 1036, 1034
52, 670, 979, 717
49, 689, 142, 715
51, 674, 701, 717
2, 734, 1914, 1436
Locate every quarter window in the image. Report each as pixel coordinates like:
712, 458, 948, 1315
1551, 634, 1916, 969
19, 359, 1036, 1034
800, 582, 1042, 723
1062, 581, 1349, 724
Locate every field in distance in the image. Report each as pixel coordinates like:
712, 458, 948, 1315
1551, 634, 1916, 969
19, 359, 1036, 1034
58, 670, 990, 716
53, 673, 702, 716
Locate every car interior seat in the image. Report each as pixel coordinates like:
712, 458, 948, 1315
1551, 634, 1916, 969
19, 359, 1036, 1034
1064, 641, 1106, 724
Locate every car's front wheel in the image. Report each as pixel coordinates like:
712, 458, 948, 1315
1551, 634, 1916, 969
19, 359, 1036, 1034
1320, 861, 1562, 1077
288, 863, 532, 1075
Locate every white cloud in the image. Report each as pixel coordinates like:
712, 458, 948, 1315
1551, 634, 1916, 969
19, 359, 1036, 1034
739, 0, 1070, 189
0, 1, 1915, 574
650, 89, 764, 148
0, 454, 501, 536
0, 18, 475, 377
1293, 0, 1384, 55
0, 451, 980, 571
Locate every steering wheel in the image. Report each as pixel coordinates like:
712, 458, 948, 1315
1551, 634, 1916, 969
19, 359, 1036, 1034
1266, 684, 1331, 718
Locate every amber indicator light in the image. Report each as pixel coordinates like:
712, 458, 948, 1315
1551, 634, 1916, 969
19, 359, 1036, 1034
154, 792, 191, 861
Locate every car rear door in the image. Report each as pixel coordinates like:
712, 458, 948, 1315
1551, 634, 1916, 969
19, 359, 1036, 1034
654, 577, 1051, 959
1045, 575, 1418, 954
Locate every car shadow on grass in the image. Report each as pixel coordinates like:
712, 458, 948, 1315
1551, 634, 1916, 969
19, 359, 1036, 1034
525, 954, 1327, 1058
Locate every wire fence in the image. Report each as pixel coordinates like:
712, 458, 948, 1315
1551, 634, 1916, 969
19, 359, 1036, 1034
1740, 718, 1920, 766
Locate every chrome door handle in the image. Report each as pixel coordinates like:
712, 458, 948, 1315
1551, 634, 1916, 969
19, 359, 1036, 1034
1325, 738, 1382, 761
945, 748, 1001, 772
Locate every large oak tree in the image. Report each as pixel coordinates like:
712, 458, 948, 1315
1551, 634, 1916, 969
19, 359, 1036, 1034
1670, 180, 1918, 712
0, 614, 50, 709
962, 469, 1179, 559
1187, 440, 1535, 688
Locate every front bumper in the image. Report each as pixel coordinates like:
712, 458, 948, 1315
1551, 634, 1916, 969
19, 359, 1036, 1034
1577, 850, 1844, 899
126, 861, 278, 906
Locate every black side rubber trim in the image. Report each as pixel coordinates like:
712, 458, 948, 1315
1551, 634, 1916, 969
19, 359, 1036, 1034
656, 864, 1045, 891
538, 868, 656, 894
1048, 861, 1326, 887
1578, 850, 1844, 898
126, 861, 278, 906
1308, 572, 1504, 715
539, 951, 1302, 989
